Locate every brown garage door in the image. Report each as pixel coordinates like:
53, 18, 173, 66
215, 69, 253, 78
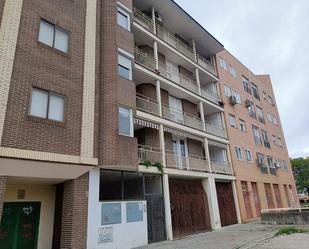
241, 182, 253, 220
251, 182, 261, 216
264, 183, 275, 209
169, 179, 211, 238
273, 184, 283, 208
216, 181, 237, 226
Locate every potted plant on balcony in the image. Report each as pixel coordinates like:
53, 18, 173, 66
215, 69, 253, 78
142, 160, 164, 174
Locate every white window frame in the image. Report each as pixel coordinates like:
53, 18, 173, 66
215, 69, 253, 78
252, 126, 262, 145
117, 7, 131, 31
119, 106, 133, 137
239, 119, 246, 132
224, 85, 231, 97
229, 114, 237, 128
245, 149, 253, 162
220, 58, 227, 70
235, 146, 243, 160
118, 53, 132, 80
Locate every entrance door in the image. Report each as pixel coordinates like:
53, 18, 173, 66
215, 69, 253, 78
0, 202, 41, 249
251, 182, 261, 217
241, 182, 253, 220
284, 185, 291, 207
169, 179, 211, 238
216, 182, 237, 226
264, 184, 275, 209
273, 184, 282, 208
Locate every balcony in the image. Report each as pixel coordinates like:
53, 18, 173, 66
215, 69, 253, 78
133, 8, 217, 77
205, 122, 227, 138
138, 145, 163, 164
211, 161, 232, 175
201, 88, 219, 104
162, 105, 204, 131
136, 94, 160, 116
134, 46, 156, 71
166, 151, 210, 172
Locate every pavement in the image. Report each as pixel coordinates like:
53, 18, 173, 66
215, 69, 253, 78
136, 221, 309, 249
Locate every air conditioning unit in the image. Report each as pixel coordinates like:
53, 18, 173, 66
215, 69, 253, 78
229, 95, 237, 106
155, 12, 163, 23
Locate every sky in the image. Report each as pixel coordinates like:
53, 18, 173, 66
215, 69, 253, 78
174, 0, 309, 158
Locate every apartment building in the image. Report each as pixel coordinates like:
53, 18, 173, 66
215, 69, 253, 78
217, 50, 299, 222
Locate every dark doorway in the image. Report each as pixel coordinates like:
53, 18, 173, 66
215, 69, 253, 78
216, 181, 237, 226
169, 179, 211, 238
0, 202, 41, 249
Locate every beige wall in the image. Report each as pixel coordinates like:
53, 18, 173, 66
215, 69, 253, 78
5, 184, 56, 249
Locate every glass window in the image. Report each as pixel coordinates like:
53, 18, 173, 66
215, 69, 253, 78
118, 54, 132, 80
117, 7, 130, 31
262, 130, 271, 148
123, 172, 144, 200
252, 126, 262, 145
233, 92, 241, 104
126, 202, 143, 223
235, 147, 243, 160
268, 96, 273, 105
48, 93, 65, 121
30, 88, 49, 118
229, 114, 237, 128
101, 203, 122, 225
273, 116, 278, 125
220, 58, 227, 70
245, 149, 252, 162
251, 83, 260, 100
100, 170, 123, 201
242, 76, 251, 94
224, 85, 231, 97
119, 107, 133, 136
256, 106, 265, 123
268, 113, 272, 123
278, 138, 283, 147
38, 19, 69, 53
229, 66, 237, 77
239, 119, 246, 132
247, 100, 256, 118
272, 135, 278, 145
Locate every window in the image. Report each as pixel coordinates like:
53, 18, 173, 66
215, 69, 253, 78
272, 135, 278, 145
38, 19, 69, 53
262, 130, 271, 148
242, 76, 251, 94
263, 91, 267, 100
246, 100, 256, 118
267, 113, 273, 123
117, 7, 130, 31
257, 153, 266, 165
119, 106, 133, 136
224, 85, 231, 97
252, 126, 262, 145
251, 83, 260, 100
219, 58, 227, 70
233, 91, 241, 104
239, 119, 246, 132
229, 114, 237, 128
229, 66, 237, 77
235, 147, 243, 160
268, 96, 273, 105
245, 149, 253, 162
273, 116, 278, 125
278, 137, 283, 147
118, 53, 132, 80
267, 156, 273, 167
256, 106, 265, 123
30, 88, 65, 121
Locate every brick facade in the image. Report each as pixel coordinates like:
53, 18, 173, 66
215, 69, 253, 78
60, 173, 89, 249
0, 176, 7, 223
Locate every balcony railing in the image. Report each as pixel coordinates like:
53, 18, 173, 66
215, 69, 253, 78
133, 8, 154, 32
166, 151, 210, 172
158, 62, 199, 93
136, 93, 160, 116
211, 161, 232, 175
134, 47, 156, 71
205, 122, 227, 138
162, 105, 204, 131
138, 145, 162, 164
201, 88, 220, 104
197, 54, 216, 75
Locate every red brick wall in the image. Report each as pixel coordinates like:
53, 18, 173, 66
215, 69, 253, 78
117, 26, 134, 55
119, 77, 136, 108
0, 176, 7, 223
1, 0, 87, 156
60, 173, 89, 249
119, 0, 132, 9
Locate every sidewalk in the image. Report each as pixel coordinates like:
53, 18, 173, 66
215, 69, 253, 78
136, 221, 309, 249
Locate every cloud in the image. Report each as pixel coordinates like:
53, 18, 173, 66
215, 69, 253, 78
175, 0, 309, 158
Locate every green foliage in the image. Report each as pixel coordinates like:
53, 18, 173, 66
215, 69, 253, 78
291, 158, 309, 194
275, 227, 308, 236
142, 160, 152, 168
152, 162, 164, 174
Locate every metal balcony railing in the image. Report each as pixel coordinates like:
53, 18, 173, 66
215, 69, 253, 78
162, 105, 204, 131
205, 122, 227, 138
166, 151, 210, 172
134, 47, 156, 71
201, 88, 220, 104
136, 93, 160, 116
197, 54, 217, 75
211, 161, 232, 175
133, 8, 154, 32
138, 145, 163, 164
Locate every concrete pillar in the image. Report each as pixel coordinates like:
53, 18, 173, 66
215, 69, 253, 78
204, 138, 212, 173
151, 7, 156, 34
159, 124, 166, 167
195, 68, 201, 95
156, 80, 162, 117
226, 144, 234, 175
199, 101, 206, 131
162, 174, 173, 240
192, 39, 198, 62
231, 180, 242, 224
0, 176, 7, 223
202, 177, 221, 230
247, 182, 257, 218
153, 41, 159, 71
61, 173, 89, 249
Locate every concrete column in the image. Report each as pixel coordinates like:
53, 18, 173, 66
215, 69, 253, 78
202, 177, 221, 230
153, 41, 159, 71
226, 144, 234, 175
192, 39, 198, 62
195, 68, 201, 95
156, 80, 162, 117
204, 138, 212, 173
199, 101, 206, 132
162, 174, 173, 240
159, 124, 166, 166
151, 7, 156, 34
231, 180, 242, 224
247, 182, 257, 218
210, 55, 218, 75
0, 176, 7, 223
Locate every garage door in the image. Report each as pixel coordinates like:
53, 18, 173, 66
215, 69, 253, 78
169, 179, 211, 238
216, 182, 237, 226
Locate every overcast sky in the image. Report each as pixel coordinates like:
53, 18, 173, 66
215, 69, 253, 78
174, 0, 309, 158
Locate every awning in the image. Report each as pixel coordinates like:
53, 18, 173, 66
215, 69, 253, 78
163, 127, 203, 142
208, 140, 227, 149
134, 118, 159, 130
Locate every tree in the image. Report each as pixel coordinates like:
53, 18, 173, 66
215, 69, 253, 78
291, 158, 309, 195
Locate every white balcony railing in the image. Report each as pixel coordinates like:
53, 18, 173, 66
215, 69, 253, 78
138, 145, 162, 164
136, 94, 160, 116
166, 152, 210, 172
205, 122, 227, 138
133, 8, 154, 32
134, 47, 156, 71
211, 161, 232, 175
201, 88, 220, 104
197, 54, 217, 75
162, 106, 204, 131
